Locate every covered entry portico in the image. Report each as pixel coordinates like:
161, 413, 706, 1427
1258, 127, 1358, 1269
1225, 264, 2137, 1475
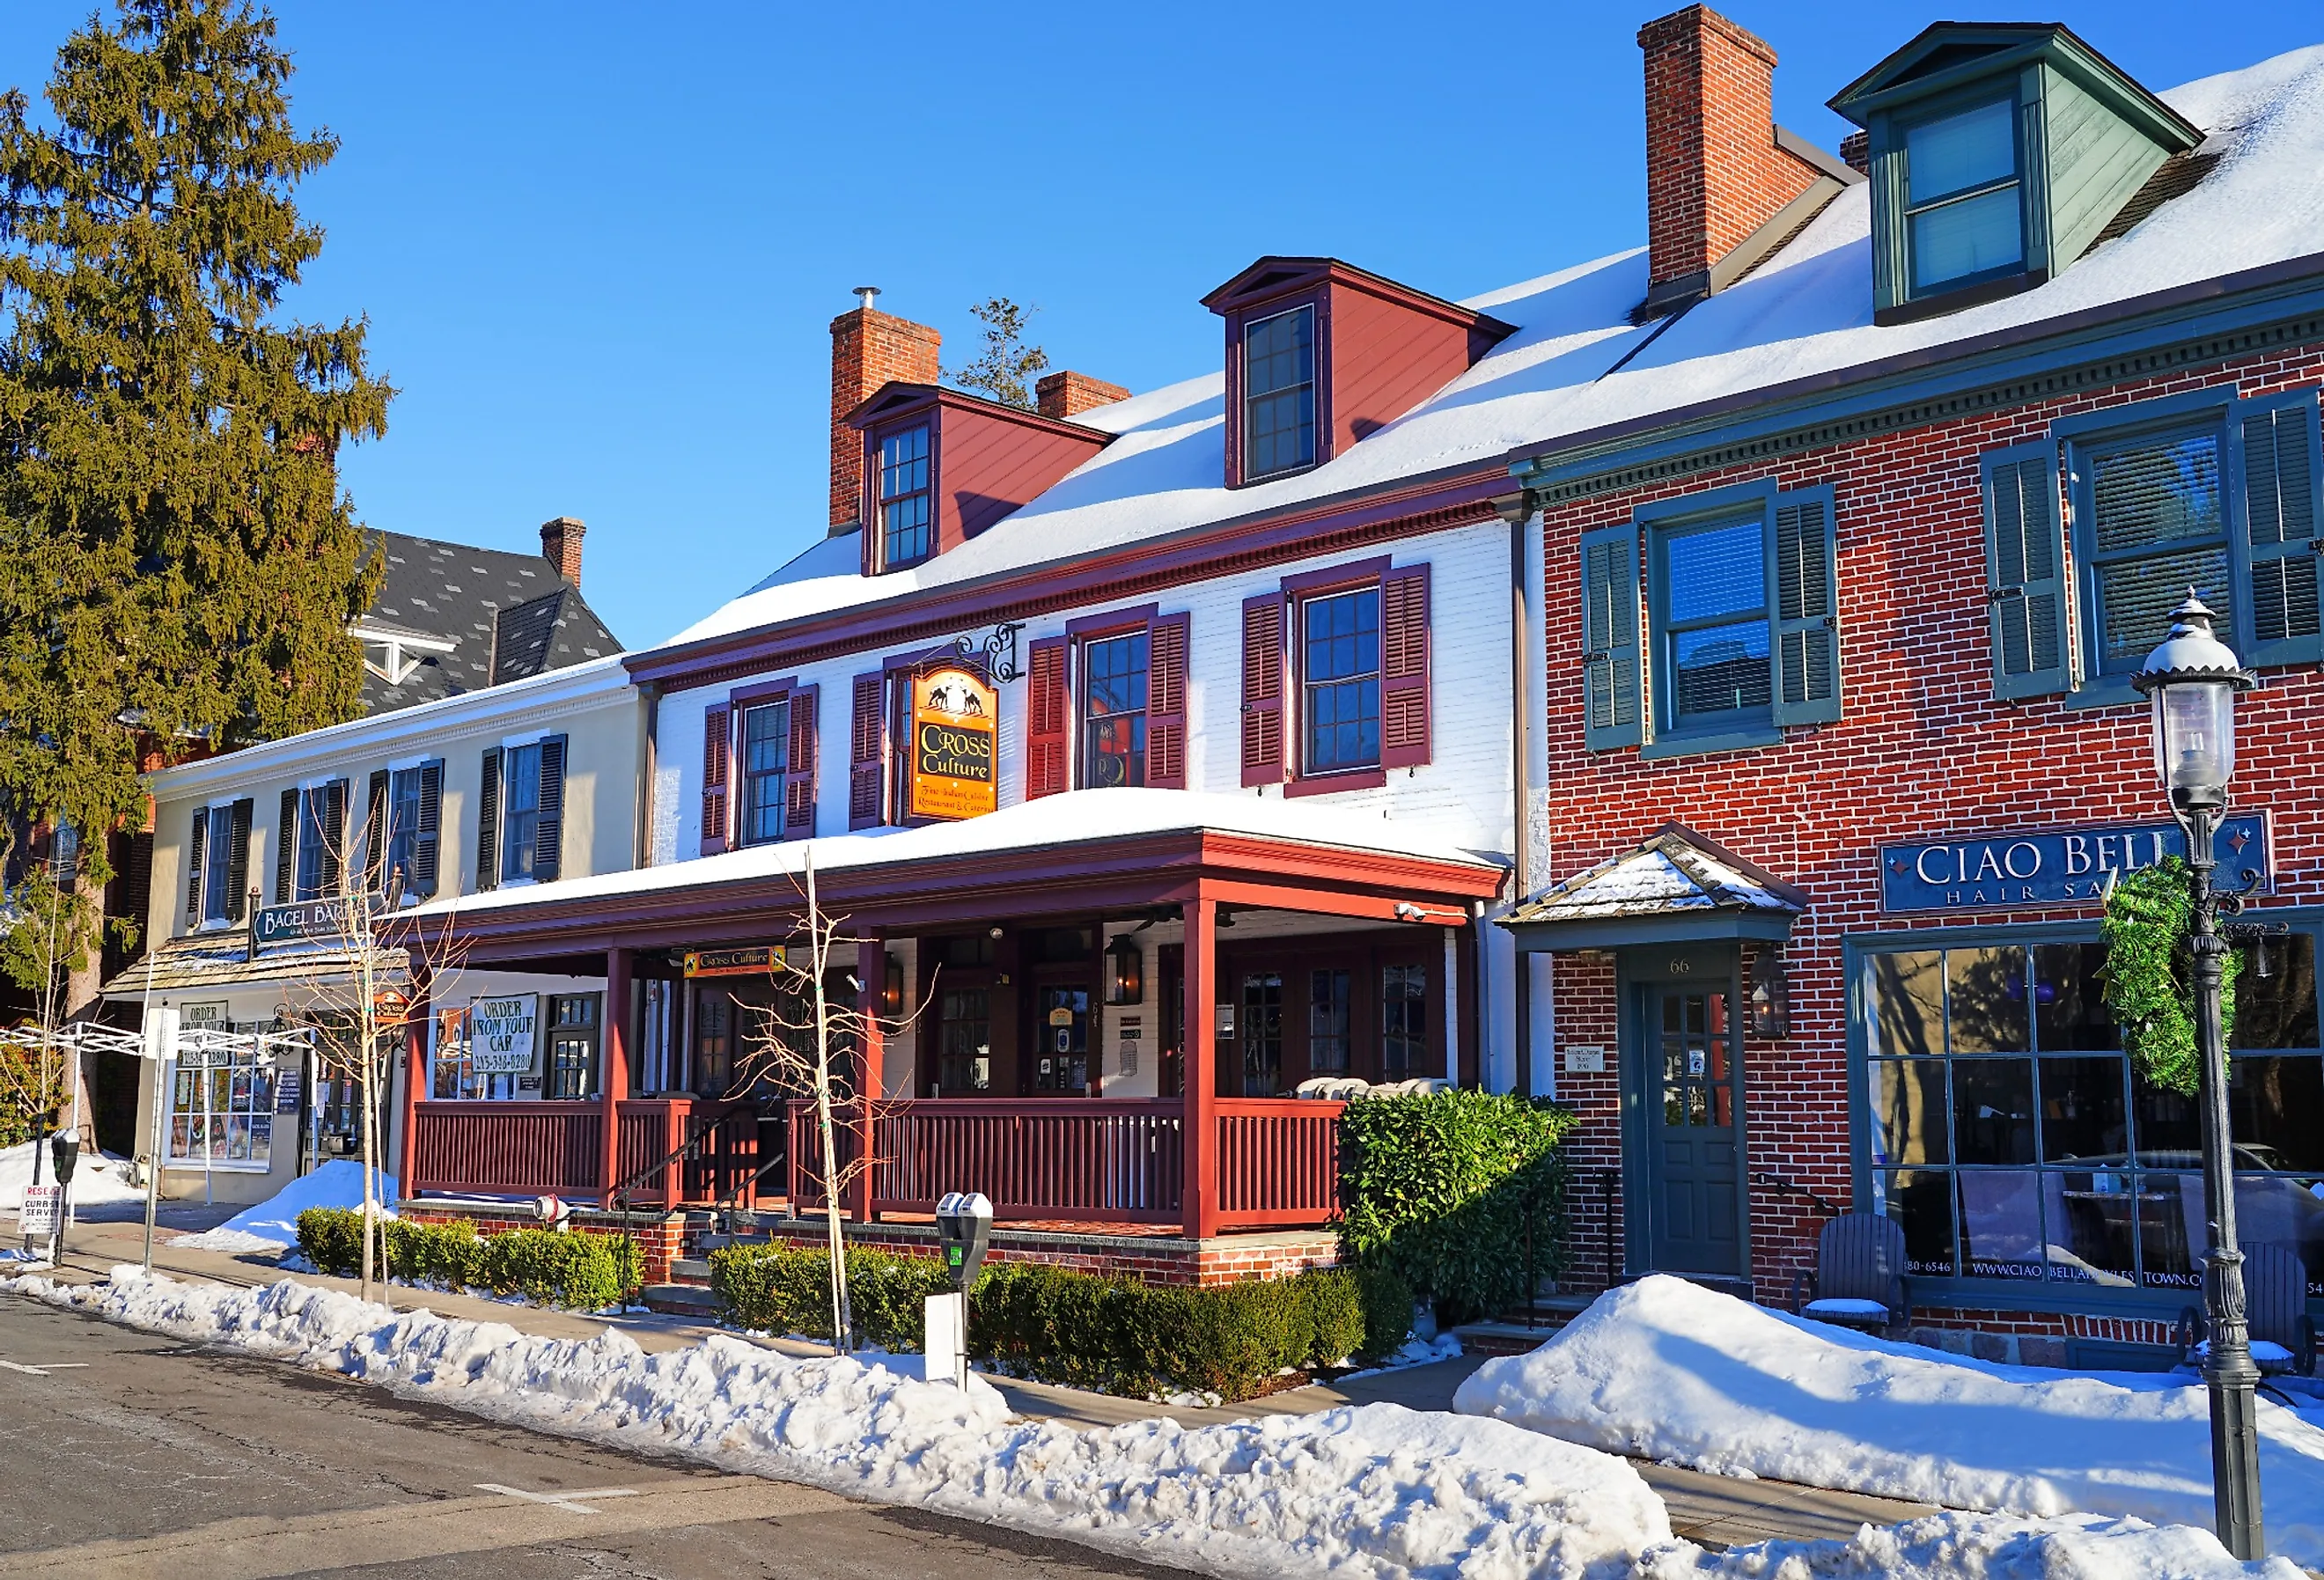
395, 790, 1506, 1242
1504, 824, 1806, 1286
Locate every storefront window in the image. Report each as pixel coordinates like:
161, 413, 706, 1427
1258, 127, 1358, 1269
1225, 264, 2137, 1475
1308, 969, 1351, 1073
168, 1043, 274, 1168
1863, 931, 2324, 1293
1381, 963, 1428, 1077
433, 1010, 516, 1101
938, 987, 990, 1093
1240, 972, 1283, 1095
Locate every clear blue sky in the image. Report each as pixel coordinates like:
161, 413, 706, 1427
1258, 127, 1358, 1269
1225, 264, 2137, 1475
4, 2, 2317, 648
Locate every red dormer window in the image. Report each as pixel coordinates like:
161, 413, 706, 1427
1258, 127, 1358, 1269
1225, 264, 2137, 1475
879, 423, 933, 569
1205, 258, 1515, 490
1244, 305, 1318, 480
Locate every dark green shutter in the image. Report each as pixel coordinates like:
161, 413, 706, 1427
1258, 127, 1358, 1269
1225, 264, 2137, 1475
476, 747, 502, 892
364, 769, 389, 893
413, 761, 443, 897
1980, 444, 2070, 699
1579, 525, 1644, 750
2235, 391, 2322, 666
317, 780, 347, 894
1769, 488, 1841, 726
185, 808, 207, 925
274, 789, 297, 904
224, 799, 252, 922
534, 734, 568, 880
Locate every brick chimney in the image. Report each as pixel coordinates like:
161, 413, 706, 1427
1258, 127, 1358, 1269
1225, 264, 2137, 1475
1035, 371, 1130, 421
540, 516, 585, 586
829, 288, 941, 531
1637, 5, 1822, 296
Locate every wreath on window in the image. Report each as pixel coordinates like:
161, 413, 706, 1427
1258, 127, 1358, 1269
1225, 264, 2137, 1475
2099, 856, 2238, 1097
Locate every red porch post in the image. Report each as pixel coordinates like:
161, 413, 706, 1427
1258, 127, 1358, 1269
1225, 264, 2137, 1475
852, 936, 882, 1224
1181, 892, 1218, 1240
397, 953, 429, 1202
599, 947, 632, 1203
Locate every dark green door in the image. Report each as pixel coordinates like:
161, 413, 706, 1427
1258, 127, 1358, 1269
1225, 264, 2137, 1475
1647, 983, 1743, 1276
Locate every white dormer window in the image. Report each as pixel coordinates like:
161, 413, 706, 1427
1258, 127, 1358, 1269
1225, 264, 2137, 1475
351, 621, 457, 686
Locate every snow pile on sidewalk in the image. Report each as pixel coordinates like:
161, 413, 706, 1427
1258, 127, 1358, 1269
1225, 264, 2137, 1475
171, 1160, 396, 1254
4, 1268, 1671, 1580
1454, 1275, 2324, 1567
0, 1140, 143, 1212
1665, 1511, 2306, 1580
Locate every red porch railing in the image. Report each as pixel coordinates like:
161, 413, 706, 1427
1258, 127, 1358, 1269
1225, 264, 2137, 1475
786, 1097, 1342, 1230
612, 1099, 768, 1210
409, 1100, 603, 1198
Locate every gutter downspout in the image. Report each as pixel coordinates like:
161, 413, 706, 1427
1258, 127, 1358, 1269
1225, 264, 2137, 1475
636, 682, 661, 870
1496, 487, 1535, 1098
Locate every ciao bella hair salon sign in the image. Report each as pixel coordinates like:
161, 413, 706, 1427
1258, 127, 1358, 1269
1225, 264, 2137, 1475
911, 666, 997, 820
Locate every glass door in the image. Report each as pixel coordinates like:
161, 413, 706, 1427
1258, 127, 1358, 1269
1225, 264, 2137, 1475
1033, 983, 1089, 1094
1645, 982, 1743, 1275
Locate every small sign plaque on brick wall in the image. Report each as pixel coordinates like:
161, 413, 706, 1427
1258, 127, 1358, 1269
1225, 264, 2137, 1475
1564, 1045, 1606, 1074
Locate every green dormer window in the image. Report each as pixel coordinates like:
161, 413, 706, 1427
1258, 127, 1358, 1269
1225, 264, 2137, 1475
1830, 23, 2200, 327
1904, 99, 2023, 292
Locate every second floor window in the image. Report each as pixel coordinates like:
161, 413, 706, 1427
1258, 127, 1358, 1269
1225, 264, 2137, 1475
1905, 98, 2022, 294
384, 768, 423, 893
202, 805, 234, 924
2080, 423, 2228, 679
502, 742, 541, 883
740, 700, 790, 843
880, 424, 932, 568
1081, 629, 1149, 788
1302, 585, 1380, 773
1244, 305, 1315, 480
292, 785, 341, 901
1658, 515, 1773, 730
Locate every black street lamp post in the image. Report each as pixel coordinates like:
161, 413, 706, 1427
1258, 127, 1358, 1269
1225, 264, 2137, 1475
2131, 591, 2262, 1560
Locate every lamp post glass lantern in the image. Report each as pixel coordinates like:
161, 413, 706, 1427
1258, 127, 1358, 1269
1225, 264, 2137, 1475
2131, 591, 2263, 1559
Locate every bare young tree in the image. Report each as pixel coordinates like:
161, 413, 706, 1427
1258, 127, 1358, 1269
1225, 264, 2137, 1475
0, 834, 113, 1160
275, 805, 468, 1304
731, 847, 925, 1354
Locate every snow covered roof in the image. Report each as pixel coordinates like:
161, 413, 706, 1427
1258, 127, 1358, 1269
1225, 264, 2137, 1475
404, 788, 1503, 922
1504, 824, 1806, 950
662, 44, 2324, 656
100, 934, 406, 1000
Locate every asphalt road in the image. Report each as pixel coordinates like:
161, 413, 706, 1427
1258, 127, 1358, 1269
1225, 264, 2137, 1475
0, 1295, 1180, 1580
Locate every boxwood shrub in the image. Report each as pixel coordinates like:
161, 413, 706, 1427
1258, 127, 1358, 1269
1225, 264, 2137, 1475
1336, 1090, 1577, 1323
710, 1244, 1405, 1403
296, 1209, 637, 1310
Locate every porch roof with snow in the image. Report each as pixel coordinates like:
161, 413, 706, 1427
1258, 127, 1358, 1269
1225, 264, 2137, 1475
398, 789, 1509, 966
1501, 824, 1807, 952
99, 934, 408, 1003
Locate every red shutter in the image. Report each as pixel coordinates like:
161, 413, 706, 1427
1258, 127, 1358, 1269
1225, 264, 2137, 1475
700, 703, 731, 855
849, 672, 885, 829
1239, 592, 1285, 786
1147, 612, 1189, 790
1381, 563, 1431, 769
783, 684, 820, 839
1025, 636, 1069, 799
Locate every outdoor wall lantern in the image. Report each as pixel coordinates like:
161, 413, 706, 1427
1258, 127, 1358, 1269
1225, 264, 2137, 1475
1105, 934, 1144, 1005
883, 952, 903, 1016
2132, 588, 2262, 1558
1747, 947, 1791, 1040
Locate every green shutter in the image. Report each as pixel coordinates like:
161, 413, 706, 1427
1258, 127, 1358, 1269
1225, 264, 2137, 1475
2234, 390, 2322, 667
1980, 443, 2071, 699
1579, 525, 1644, 750
1769, 488, 1841, 727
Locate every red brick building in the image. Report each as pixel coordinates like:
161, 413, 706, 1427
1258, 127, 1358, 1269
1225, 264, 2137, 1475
1502, 10, 2324, 1363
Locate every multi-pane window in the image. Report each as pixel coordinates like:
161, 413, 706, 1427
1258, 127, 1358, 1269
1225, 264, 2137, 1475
739, 701, 790, 844
1303, 587, 1380, 773
1904, 98, 2022, 294
167, 1040, 274, 1168
879, 424, 932, 568
1239, 972, 1284, 1096
1864, 933, 2324, 1292
1658, 516, 1772, 728
1244, 305, 1315, 480
1308, 969, 1352, 1074
2078, 423, 2230, 678
1081, 630, 1149, 788
293, 787, 334, 900
1382, 963, 1429, 1077
384, 768, 423, 895
938, 987, 991, 1093
546, 993, 598, 1100
502, 742, 542, 883
202, 804, 235, 925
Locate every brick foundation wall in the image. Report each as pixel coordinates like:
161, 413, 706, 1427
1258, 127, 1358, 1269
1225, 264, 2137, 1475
402, 1201, 689, 1286
1537, 340, 2324, 1314
724, 1220, 1340, 1289
1904, 1306, 2183, 1368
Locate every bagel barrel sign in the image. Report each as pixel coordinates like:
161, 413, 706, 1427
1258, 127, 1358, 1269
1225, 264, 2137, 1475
910, 665, 997, 821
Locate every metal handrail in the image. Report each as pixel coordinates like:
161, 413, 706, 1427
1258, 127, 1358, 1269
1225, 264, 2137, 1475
606, 1093, 761, 1209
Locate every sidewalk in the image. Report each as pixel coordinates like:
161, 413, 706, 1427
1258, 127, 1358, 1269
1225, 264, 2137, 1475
31, 1202, 1938, 1549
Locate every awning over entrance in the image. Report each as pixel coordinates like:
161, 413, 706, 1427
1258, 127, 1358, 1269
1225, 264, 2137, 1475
99, 935, 407, 1003
1501, 823, 1806, 952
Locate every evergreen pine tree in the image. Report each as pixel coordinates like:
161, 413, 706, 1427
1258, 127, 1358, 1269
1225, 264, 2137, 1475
0, 0, 391, 1023
951, 296, 1049, 409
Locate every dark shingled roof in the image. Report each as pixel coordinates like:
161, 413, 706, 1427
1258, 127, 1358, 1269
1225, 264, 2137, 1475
358, 532, 621, 714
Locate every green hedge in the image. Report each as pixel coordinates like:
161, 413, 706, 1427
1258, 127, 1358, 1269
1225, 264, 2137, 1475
296, 1209, 638, 1310
709, 1244, 1408, 1402
1336, 1091, 1577, 1323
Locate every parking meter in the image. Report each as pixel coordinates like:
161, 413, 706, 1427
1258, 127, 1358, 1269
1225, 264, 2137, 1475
935, 1192, 993, 1290
48, 1132, 79, 1187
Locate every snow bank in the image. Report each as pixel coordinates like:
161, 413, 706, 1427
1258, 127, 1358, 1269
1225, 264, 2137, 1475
170, 1159, 395, 1253
1454, 1276, 2324, 1567
7, 1268, 1669, 1580
1658, 1511, 2305, 1580
0, 1140, 143, 1212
